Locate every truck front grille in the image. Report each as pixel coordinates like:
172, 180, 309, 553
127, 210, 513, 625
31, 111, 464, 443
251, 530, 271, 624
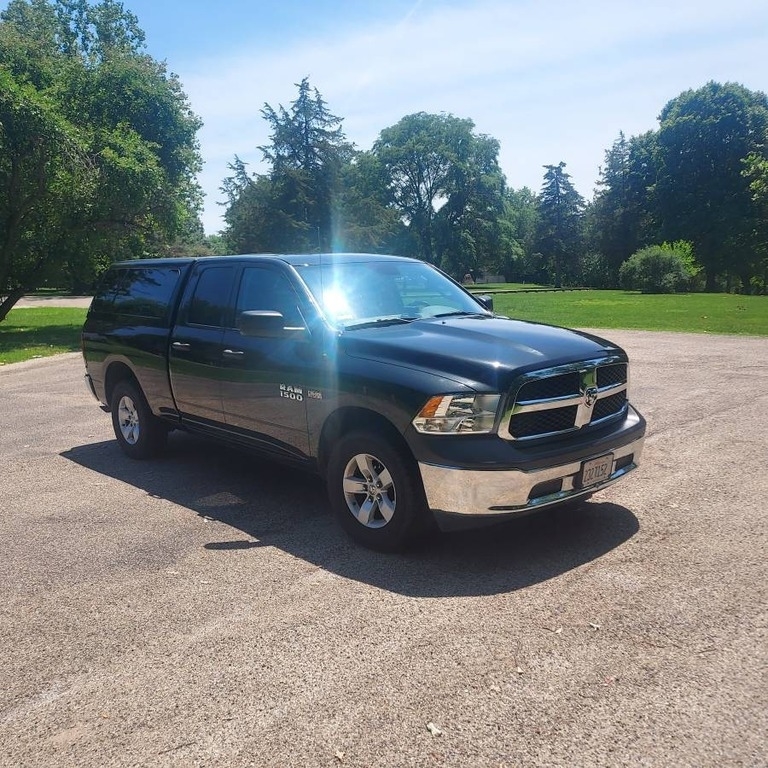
499, 359, 629, 442
508, 406, 580, 439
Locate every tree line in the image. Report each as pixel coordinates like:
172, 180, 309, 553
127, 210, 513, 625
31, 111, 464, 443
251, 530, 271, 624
2, 0, 767, 322
222, 78, 768, 296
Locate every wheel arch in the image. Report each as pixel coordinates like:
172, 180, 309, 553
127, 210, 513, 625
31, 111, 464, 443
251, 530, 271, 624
104, 361, 140, 408
317, 407, 414, 473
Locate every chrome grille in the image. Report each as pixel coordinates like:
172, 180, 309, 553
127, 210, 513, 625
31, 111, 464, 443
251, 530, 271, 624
499, 358, 629, 442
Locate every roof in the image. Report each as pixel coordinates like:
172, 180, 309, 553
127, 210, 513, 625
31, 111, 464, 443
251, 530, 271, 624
112, 253, 419, 268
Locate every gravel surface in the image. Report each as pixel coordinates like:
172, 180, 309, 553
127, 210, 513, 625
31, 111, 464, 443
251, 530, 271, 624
0, 331, 766, 767
14, 296, 93, 309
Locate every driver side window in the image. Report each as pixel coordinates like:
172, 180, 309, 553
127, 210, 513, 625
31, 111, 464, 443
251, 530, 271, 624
236, 267, 305, 328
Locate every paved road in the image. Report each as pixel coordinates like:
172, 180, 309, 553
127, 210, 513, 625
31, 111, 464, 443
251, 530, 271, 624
1, 332, 766, 767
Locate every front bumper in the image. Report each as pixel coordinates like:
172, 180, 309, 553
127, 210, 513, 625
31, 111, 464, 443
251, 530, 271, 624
418, 424, 644, 519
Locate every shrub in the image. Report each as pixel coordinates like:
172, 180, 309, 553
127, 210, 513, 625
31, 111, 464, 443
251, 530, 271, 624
619, 243, 694, 293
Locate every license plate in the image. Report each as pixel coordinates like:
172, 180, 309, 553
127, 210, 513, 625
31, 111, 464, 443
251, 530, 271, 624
578, 453, 614, 488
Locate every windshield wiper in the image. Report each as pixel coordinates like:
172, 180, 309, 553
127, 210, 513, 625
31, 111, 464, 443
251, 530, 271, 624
431, 310, 489, 319
342, 316, 417, 331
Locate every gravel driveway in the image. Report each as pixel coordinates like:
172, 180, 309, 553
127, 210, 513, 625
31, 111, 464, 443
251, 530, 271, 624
14, 296, 93, 309
0, 331, 766, 767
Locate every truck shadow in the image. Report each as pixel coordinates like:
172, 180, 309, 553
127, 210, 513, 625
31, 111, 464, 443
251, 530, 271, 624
61, 432, 640, 598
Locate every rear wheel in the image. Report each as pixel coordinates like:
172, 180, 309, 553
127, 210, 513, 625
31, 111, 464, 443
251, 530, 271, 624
110, 380, 167, 459
326, 432, 431, 551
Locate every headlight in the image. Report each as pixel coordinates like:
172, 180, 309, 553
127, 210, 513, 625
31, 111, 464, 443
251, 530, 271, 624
412, 393, 501, 434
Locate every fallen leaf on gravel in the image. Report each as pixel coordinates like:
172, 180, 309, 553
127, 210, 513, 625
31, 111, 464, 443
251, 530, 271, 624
426, 722, 443, 737
589, 622, 601, 630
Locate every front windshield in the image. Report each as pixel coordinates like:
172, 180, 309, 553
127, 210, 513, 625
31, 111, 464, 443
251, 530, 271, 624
294, 259, 490, 329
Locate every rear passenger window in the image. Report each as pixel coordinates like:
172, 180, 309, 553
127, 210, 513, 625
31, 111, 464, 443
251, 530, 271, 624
92, 267, 180, 321
187, 267, 235, 327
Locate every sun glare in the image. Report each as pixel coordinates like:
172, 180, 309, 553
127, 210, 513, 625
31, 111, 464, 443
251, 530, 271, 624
322, 286, 353, 320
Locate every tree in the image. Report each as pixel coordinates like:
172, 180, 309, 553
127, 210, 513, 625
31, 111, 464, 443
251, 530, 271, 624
371, 112, 506, 272
332, 151, 406, 253
0, 68, 93, 311
222, 157, 278, 253
590, 131, 661, 283
495, 187, 539, 282
223, 78, 356, 253
0, 0, 203, 320
535, 162, 585, 286
743, 152, 768, 292
433, 129, 506, 278
654, 81, 768, 292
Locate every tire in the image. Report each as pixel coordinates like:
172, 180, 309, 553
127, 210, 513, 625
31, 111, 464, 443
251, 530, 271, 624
110, 379, 167, 460
326, 431, 432, 552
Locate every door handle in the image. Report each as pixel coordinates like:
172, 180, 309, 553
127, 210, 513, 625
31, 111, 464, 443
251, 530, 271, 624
172, 342, 191, 350
223, 349, 244, 357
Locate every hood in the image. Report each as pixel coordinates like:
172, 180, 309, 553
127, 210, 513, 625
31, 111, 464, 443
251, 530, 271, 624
339, 315, 624, 391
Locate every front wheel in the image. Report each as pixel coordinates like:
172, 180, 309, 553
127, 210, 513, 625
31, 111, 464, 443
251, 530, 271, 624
326, 432, 431, 551
110, 380, 167, 459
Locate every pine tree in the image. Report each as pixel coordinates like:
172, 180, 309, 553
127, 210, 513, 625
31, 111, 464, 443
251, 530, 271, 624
259, 78, 356, 252
536, 162, 584, 286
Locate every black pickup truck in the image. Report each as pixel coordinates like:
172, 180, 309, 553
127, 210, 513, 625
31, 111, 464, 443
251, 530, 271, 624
82, 253, 645, 550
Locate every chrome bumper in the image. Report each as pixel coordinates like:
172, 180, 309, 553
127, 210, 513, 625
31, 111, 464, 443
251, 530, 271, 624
418, 435, 644, 518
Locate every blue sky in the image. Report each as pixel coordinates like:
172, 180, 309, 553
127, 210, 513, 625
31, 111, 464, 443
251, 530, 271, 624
4, 0, 767, 233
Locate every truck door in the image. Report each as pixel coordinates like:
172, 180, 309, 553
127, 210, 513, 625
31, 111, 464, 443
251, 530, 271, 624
219, 264, 316, 459
169, 264, 236, 425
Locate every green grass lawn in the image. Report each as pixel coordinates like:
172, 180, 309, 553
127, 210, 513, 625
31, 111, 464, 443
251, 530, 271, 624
488, 290, 768, 335
0, 307, 87, 365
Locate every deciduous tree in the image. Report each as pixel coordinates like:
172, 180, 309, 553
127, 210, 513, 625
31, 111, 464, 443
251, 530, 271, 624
371, 112, 506, 272
495, 187, 539, 282
0, 0, 202, 319
332, 151, 406, 253
654, 81, 768, 291
743, 152, 768, 292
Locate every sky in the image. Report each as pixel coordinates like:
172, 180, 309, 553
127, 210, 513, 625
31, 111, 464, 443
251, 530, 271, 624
4, 0, 767, 233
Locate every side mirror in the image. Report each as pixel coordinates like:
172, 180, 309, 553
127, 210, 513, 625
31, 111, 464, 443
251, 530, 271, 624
476, 294, 494, 312
237, 310, 288, 338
